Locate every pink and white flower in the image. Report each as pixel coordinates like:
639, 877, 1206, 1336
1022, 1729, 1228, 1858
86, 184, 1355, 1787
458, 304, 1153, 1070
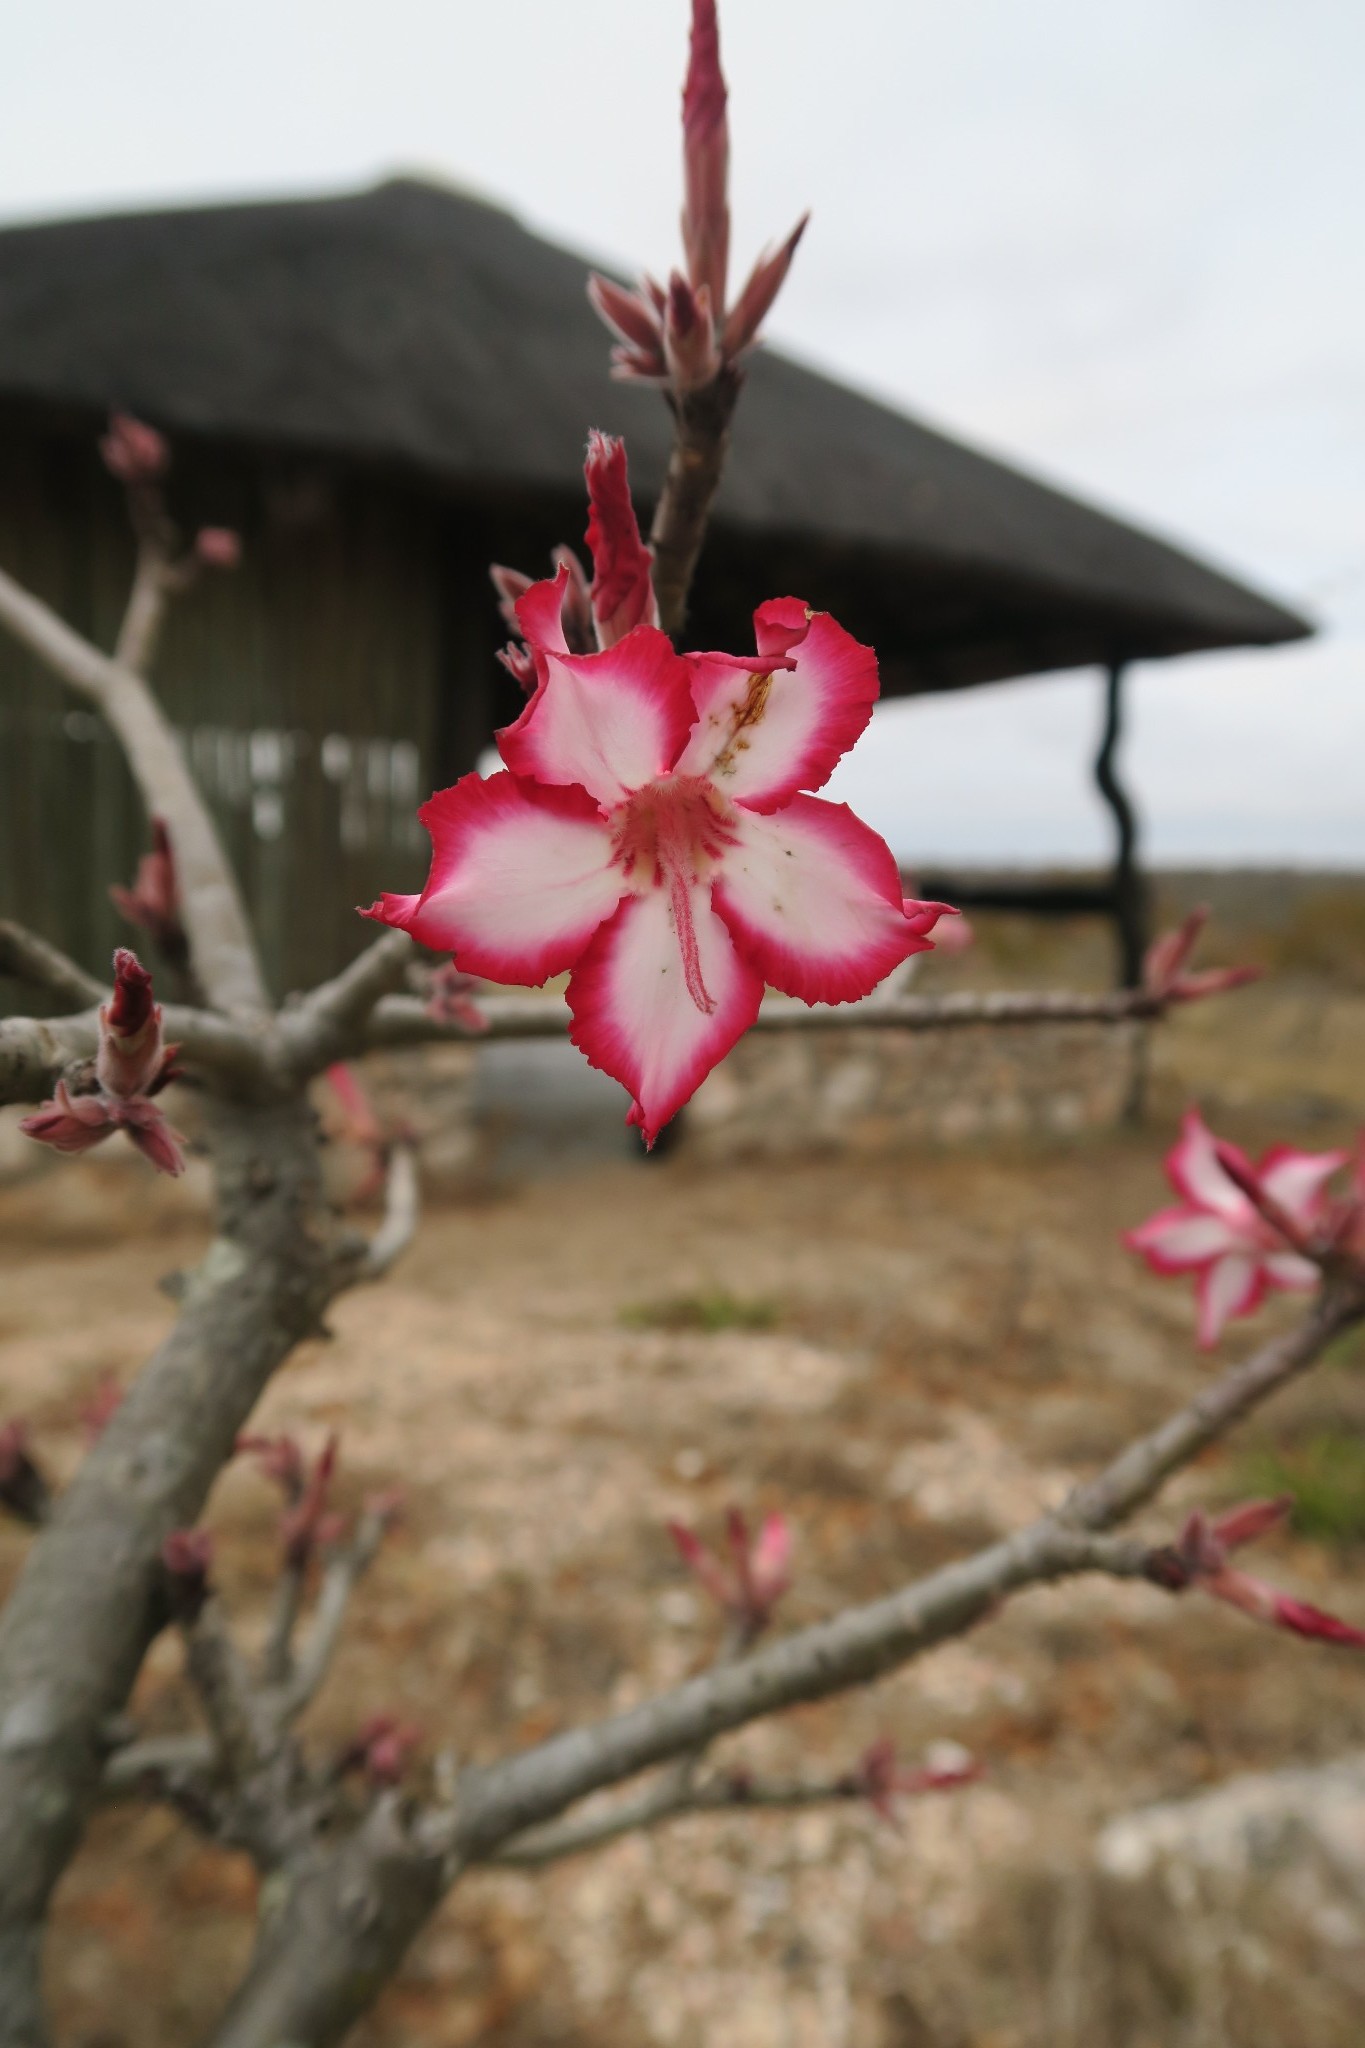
363, 454, 954, 1144
1126, 1109, 1346, 1348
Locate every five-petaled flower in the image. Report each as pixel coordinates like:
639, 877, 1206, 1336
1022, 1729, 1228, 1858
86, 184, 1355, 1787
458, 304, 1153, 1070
19, 949, 186, 1176
364, 444, 954, 1145
1125, 1109, 1346, 1347
1149, 1498, 1365, 1650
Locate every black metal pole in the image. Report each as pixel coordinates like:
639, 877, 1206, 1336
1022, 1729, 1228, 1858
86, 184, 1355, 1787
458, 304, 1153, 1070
1094, 662, 1147, 989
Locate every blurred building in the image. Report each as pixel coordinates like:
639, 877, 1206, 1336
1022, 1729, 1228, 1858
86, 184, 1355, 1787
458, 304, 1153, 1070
0, 179, 1308, 993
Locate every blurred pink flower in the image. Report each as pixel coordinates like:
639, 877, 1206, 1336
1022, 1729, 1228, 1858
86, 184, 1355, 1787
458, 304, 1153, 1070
100, 411, 170, 484
668, 1507, 793, 1637
1153, 1498, 1365, 1650
1125, 1109, 1346, 1346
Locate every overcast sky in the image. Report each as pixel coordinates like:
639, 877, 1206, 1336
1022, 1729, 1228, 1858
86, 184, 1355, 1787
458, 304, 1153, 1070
5, 0, 1363, 867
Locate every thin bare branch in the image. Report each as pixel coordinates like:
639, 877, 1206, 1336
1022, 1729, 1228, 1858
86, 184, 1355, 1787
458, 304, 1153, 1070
351, 1144, 420, 1283
0, 923, 106, 1010
100, 1731, 217, 1800
0, 561, 267, 1016
360, 981, 1175, 1058
452, 1285, 1362, 1859
277, 1509, 392, 1724
494, 1764, 916, 1867
182, 1600, 273, 1784
114, 538, 175, 676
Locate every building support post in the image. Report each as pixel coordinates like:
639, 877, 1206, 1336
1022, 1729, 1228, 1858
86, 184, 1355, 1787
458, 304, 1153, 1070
1095, 662, 1147, 989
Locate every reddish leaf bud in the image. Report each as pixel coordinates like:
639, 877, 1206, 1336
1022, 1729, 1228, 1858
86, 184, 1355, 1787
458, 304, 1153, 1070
100, 412, 170, 484
194, 527, 241, 570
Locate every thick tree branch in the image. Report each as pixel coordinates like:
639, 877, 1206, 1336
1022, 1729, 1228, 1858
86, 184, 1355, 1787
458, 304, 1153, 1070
0, 1096, 333, 2043
0, 1002, 270, 1110
279, 931, 416, 1079
0, 562, 267, 1017
0, 923, 106, 1010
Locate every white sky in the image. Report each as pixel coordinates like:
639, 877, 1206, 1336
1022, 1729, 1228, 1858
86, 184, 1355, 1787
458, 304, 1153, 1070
5, 0, 1363, 867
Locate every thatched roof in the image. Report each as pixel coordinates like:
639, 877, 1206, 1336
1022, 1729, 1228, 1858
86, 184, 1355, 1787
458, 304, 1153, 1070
0, 177, 1309, 692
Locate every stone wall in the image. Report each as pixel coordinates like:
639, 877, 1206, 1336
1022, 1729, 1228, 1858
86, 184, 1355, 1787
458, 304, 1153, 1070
681, 1018, 1145, 1160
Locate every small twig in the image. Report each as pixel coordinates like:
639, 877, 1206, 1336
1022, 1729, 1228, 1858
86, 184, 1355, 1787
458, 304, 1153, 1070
277, 1510, 391, 1724
182, 1596, 273, 1784
352, 1145, 420, 1283
0, 922, 106, 1010
492, 1765, 922, 1868
100, 1731, 217, 1801
114, 537, 175, 677
260, 1568, 309, 1692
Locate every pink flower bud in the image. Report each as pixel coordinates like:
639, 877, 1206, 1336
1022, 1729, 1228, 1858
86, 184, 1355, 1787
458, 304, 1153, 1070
1156, 1495, 1365, 1649
426, 963, 488, 1034
237, 1432, 306, 1500
100, 411, 170, 484
849, 1738, 982, 1824
80, 1373, 125, 1444
98, 949, 166, 1098
278, 1433, 341, 1570
583, 432, 657, 647
670, 1507, 794, 1636
337, 1711, 423, 1788
109, 819, 184, 958
746, 1512, 793, 1609
1142, 906, 1262, 1008
161, 1527, 214, 1618
722, 214, 809, 360
681, 0, 731, 315
194, 527, 241, 570
587, 274, 667, 379
19, 1081, 117, 1157
663, 273, 722, 392
549, 545, 597, 654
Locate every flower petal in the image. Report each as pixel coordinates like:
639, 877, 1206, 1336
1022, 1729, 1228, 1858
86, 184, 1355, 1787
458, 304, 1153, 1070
676, 602, 879, 810
1257, 1145, 1349, 1225
566, 885, 763, 1144
513, 567, 571, 657
1196, 1252, 1263, 1348
361, 772, 624, 985
498, 628, 697, 807
1167, 1110, 1252, 1222
1125, 1207, 1240, 1272
1262, 1250, 1320, 1290
712, 795, 930, 1004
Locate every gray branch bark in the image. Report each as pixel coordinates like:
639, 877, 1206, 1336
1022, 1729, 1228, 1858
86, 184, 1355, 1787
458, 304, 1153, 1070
0, 562, 267, 1017
197, 1283, 1364, 2048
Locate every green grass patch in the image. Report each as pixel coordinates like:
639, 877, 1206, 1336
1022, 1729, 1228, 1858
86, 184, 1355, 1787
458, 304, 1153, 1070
620, 1288, 781, 1335
1237, 1429, 1365, 1547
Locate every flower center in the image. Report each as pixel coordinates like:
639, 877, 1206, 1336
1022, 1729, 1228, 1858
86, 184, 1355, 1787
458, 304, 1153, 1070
611, 776, 740, 1016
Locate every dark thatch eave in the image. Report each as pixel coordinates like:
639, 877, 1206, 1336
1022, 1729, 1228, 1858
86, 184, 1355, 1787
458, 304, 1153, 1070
0, 176, 1310, 693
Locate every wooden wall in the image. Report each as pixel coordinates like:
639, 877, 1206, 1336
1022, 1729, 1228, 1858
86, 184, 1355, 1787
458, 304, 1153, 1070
0, 416, 471, 1000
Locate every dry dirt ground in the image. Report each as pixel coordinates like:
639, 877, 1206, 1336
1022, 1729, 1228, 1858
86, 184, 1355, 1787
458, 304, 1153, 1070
3, 901, 1365, 2048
